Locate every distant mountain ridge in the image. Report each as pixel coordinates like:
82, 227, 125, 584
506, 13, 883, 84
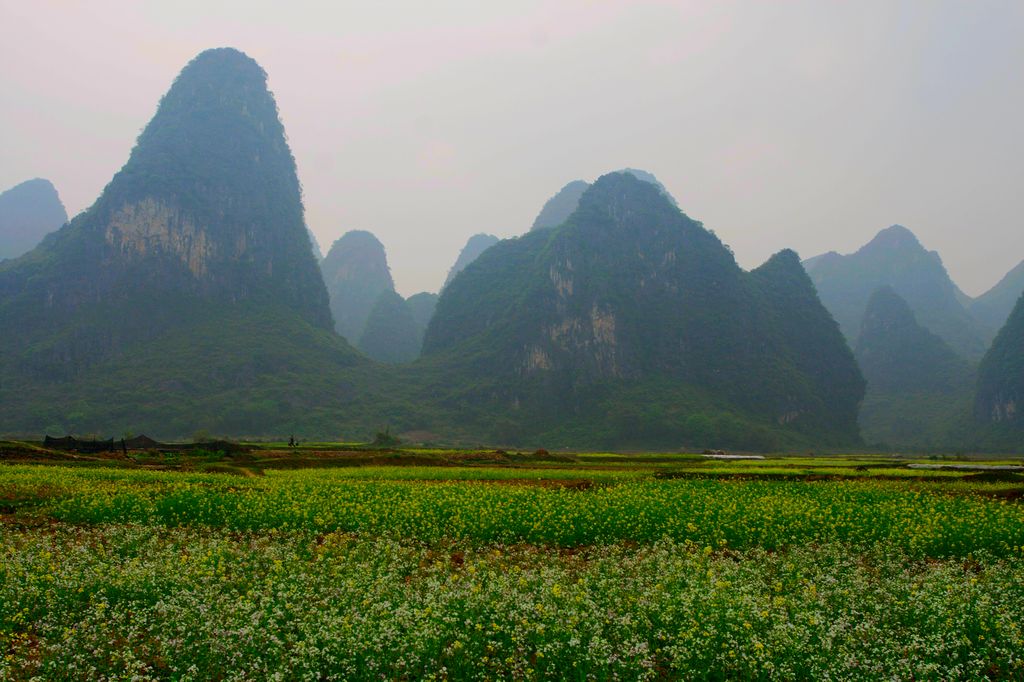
971, 259, 1024, 333
7, 46, 1020, 452
531, 181, 590, 232
803, 225, 988, 360
0, 178, 68, 260
320, 230, 395, 342
443, 233, 499, 289
320, 231, 439, 363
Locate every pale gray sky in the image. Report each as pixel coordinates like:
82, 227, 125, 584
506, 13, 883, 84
2, 1, 1022, 296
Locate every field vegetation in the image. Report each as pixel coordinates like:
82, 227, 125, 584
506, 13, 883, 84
2, 445, 1023, 679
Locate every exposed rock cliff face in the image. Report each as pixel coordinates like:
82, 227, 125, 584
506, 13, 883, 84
0, 178, 68, 260
425, 172, 864, 449
320, 230, 395, 342
105, 199, 213, 277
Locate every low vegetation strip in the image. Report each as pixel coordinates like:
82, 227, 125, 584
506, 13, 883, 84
3, 465, 1022, 556
2, 525, 1023, 680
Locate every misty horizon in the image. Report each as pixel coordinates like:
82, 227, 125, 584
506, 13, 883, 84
3, 1, 1023, 297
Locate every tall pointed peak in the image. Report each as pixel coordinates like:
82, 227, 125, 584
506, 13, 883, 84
115, 47, 291, 199
0, 46, 358, 432
2, 46, 332, 329
803, 219, 986, 359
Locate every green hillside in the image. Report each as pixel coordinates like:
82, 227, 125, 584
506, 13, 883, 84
854, 287, 974, 448
358, 290, 423, 364
975, 293, 1024, 428
423, 172, 864, 450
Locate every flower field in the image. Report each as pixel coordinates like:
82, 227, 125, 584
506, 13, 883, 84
2, 459, 1024, 679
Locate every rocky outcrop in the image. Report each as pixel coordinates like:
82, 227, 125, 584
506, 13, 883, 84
105, 198, 213, 277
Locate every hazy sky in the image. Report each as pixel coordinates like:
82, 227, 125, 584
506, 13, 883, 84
2, 1, 1022, 296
